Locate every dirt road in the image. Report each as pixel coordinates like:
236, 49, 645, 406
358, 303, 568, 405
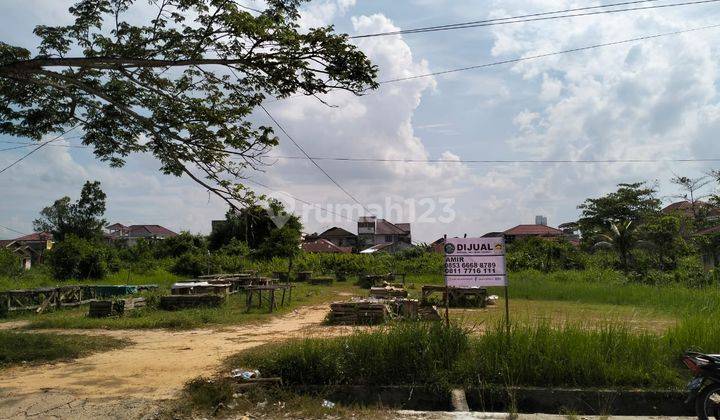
0, 305, 333, 419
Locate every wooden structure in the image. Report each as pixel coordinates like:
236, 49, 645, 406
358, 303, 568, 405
0, 284, 154, 314
309, 277, 333, 286
421, 285, 488, 308
358, 273, 402, 289
171, 281, 231, 296
2, 286, 94, 313
160, 294, 224, 310
296, 271, 312, 282
369, 286, 408, 299
88, 297, 146, 318
329, 301, 389, 325
244, 284, 293, 313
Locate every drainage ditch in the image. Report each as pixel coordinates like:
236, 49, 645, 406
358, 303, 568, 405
292, 385, 692, 416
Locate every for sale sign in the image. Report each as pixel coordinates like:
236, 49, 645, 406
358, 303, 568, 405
444, 237, 507, 287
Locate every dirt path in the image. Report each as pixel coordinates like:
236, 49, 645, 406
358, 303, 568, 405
0, 305, 334, 418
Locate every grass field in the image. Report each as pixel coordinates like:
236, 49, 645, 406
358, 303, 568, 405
0, 331, 128, 368
0, 268, 182, 291
19, 281, 362, 330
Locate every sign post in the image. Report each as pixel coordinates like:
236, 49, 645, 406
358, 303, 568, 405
444, 237, 508, 331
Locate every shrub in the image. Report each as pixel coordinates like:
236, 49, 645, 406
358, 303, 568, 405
47, 236, 118, 280
154, 232, 207, 259
0, 248, 22, 277
507, 237, 585, 272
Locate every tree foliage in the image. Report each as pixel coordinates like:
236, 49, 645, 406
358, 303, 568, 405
0, 0, 377, 208
33, 180, 107, 241
47, 235, 119, 280
577, 182, 661, 245
209, 200, 301, 256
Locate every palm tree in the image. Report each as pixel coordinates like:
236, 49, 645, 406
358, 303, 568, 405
593, 221, 652, 272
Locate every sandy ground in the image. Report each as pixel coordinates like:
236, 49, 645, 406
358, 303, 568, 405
0, 305, 337, 419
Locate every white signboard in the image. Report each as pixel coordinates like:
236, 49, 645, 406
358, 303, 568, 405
444, 237, 507, 287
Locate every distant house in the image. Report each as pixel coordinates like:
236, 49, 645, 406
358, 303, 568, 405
318, 227, 357, 248
359, 241, 413, 254
0, 232, 54, 270
106, 223, 177, 246
503, 224, 564, 243
357, 216, 411, 248
301, 238, 352, 254
662, 200, 720, 221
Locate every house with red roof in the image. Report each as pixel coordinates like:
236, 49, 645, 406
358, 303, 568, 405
0, 232, 54, 270
301, 238, 352, 254
106, 223, 178, 246
503, 224, 564, 244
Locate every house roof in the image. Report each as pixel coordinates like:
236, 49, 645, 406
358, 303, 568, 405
375, 219, 410, 235
662, 200, 720, 214
319, 227, 357, 238
13, 232, 53, 242
697, 225, 720, 235
0, 239, 15, 248
504, 224, 563, 236
107, 223, 127, 229
301, 239, 352, 254
127, 225, 177, 237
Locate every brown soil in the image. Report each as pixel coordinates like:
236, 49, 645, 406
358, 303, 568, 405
0, 305, 338, 419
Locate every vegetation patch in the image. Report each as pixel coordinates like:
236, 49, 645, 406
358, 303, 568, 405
0, 331, 128, 367
226, 318, 720, 390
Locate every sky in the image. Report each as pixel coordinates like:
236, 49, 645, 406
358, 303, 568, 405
1, 0, 720, 242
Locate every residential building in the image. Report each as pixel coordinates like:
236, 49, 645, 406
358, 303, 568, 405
662, 200, 720, 221
318, 227, 357, 248
0, 232, 54, 270
301, 238, 352, 254
106, 223, 178, 246
503, 224, 564, 243
357, 216, 411, 247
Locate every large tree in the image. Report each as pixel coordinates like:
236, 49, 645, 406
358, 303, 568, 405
0, 0, 377, 208
209, 200, 301, 257
577, 182, 661, 244
33, 180, 107, 241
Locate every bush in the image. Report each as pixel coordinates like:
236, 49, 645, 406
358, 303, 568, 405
47, 236, 119, 280
154, 232, 207, 259
506, 237, 585, 272
0, 248, 22, 277
171, 250, 248, 276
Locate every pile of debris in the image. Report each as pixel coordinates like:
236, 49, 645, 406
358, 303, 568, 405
369, 285, 408, 299
328, 297, 441, 325
328, 299, 389, 325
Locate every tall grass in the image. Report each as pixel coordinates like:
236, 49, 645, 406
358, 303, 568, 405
232, 322, 467, 387
510, 269, 720, 316
230, 316, 720, 390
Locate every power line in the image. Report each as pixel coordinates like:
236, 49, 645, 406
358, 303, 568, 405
353, 0, 664, 38
379, 23, 720, 83
0, 223, 28, 237
266, 155, 720, 165
0, 138, 88, 151
0, 126, 79, 175
258, 104, 375, 216
245, 178, 359, 222
351, 0, 720, 38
